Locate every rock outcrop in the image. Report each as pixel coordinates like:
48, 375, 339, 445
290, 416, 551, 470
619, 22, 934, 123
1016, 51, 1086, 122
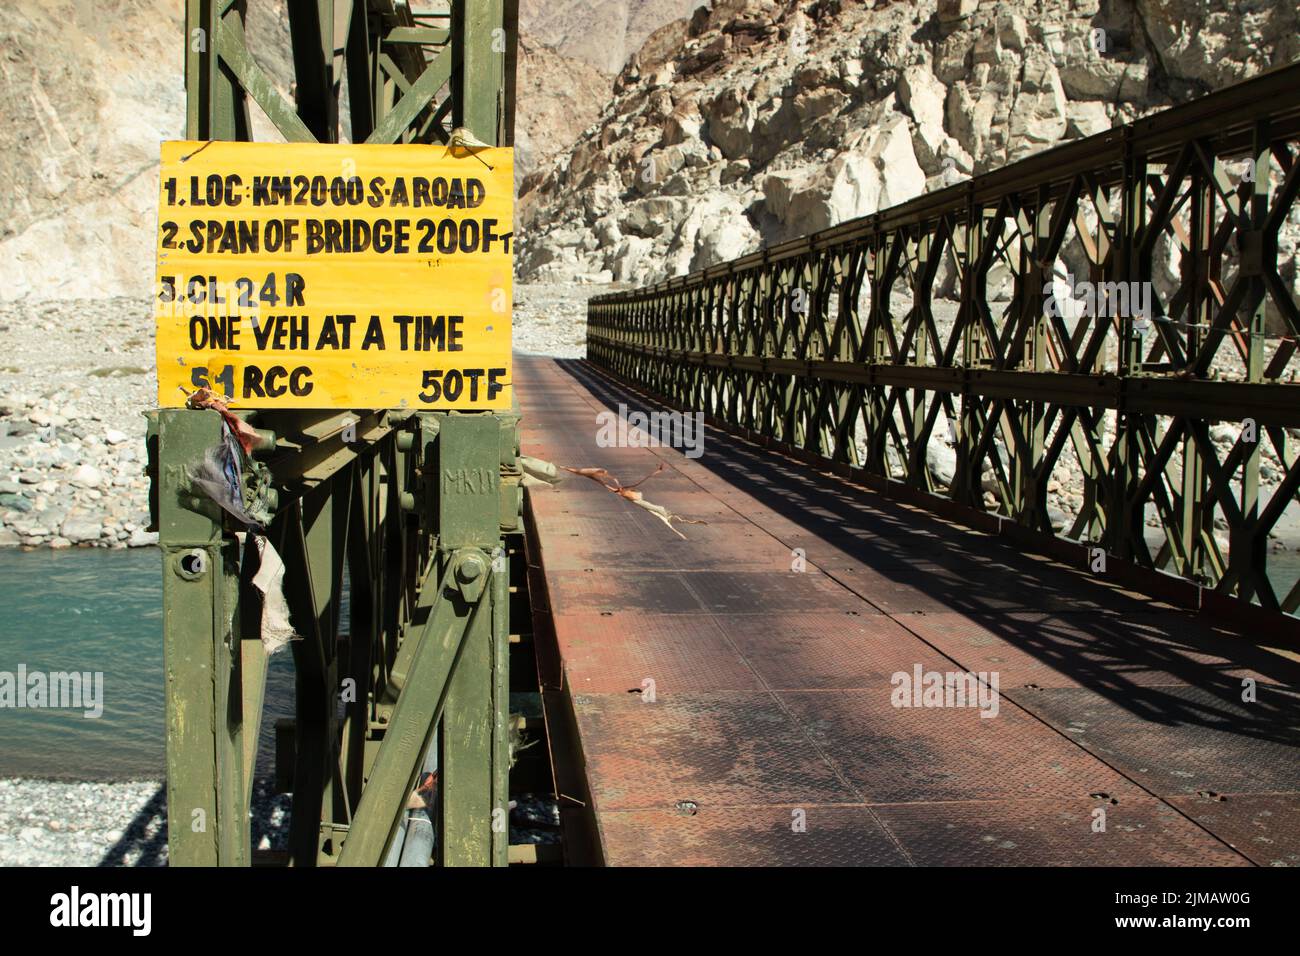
514, 38, 611, 190
517, 0, 1300, 287
520, 0, 705, 74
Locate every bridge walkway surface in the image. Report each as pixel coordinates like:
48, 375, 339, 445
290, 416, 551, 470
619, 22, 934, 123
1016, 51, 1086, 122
516, 354, 1300, 867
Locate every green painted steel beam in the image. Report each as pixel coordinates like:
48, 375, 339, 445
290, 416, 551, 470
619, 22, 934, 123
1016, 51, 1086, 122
335, 560, 483, 865
216, 16, 316, 143
454, 0, 505, 145
365, 50, 451, 145
436, 414, 507, 866
159, 409, 251, 866
386, 26, 450, 44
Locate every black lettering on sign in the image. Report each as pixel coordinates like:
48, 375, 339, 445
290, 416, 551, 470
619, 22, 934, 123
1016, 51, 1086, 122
417, 366, 508, 403
239, 364, 313, 398
188, 314, 241, 350
252, 176, 292, 206
249, 315, 310, 351
361, 315, 385, 350
394, 314, 464, 351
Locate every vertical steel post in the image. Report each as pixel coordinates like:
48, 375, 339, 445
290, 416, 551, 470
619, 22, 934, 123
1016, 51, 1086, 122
437, 413, 506, 866
159, 410, 252, 866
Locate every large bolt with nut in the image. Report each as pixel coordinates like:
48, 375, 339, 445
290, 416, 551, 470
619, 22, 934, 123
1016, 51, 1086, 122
457, 552, 486, 583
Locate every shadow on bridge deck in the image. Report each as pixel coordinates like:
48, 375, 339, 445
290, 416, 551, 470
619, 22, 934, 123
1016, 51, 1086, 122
517, 354, 1300, 867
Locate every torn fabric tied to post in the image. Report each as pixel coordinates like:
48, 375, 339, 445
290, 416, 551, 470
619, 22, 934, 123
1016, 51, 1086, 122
250, 534, 297, 656
188, 420, 264, 530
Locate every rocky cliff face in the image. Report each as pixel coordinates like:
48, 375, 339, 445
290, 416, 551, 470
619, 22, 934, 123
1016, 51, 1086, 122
515, 1, 706, 185
516, 0, 1300, 287
0, 0, 186, 302
514, 38, 611, 191
520, 0, 704, 74
0, 0, 303, 302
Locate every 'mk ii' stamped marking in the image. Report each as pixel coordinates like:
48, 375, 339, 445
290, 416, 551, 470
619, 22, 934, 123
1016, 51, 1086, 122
442, 467, 496, 495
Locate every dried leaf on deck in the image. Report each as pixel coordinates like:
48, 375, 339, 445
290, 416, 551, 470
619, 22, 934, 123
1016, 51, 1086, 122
561, 463, 707, 539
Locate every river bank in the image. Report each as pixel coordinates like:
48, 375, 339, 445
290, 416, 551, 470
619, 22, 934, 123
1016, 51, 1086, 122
0, 778, 292, 867
0, 297, 155, 549
0, 547, 291, 866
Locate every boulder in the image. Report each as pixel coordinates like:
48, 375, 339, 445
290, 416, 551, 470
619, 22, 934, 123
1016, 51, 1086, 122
661, 100, 704, 147
927, 437, 958, 487
607, 236, 656, 284
0, 493, 31, 513
750, 97, 803, 167
691, 202, 760, 272
663, 195, 752, 277
945, 82, 997, 162
762, 115, 924, 235
897, 65, 946, 133
1065, 101, 1111, 139
127, 529, 159, 548
793, 88, 849, 126
634, 144, 690, 194
996, 9, 1029, 51
972, 30, 1002, 67
869, 116, 928, 210
937, 0, 979, 25
69, 464, 103, 488
899, 64, 956, 175
703, 88, 756, 160
1007, 48, 1068, 157
680, 33, 731, 75
60, 512, 102, 544
621, 197, 690, 238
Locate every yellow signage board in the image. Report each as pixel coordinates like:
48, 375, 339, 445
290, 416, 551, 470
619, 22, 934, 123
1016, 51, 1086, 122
154, 141, 512, 409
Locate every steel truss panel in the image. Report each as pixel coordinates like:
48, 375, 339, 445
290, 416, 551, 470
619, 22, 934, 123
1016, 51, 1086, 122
588, 64, 1300, 624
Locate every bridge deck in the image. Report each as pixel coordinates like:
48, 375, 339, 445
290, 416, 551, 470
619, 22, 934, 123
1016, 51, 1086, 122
517, 355, 1300, 867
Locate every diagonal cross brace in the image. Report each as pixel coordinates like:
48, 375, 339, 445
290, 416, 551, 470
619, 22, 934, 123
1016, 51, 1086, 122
366, 51, 452, 145
336, 551, 492, 866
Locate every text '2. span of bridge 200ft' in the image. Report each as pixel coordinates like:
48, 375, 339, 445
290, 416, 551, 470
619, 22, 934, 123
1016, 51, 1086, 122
153, 140, 514, 410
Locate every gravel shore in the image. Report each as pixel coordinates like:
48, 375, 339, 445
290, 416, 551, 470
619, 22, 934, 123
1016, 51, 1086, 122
0, 778, 292, 867
513, 279, 612, 357
0, 297, 156, 550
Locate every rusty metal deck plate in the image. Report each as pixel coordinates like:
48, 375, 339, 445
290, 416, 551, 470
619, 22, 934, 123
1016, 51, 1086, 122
873, 797, 1249, 866
1011, 683, 1300, 797
517, 355, 1299, 866
1165, 793, 1300, 867
555, 612, 761, 693
571, 691, 859, 809
596, 806, 910, 867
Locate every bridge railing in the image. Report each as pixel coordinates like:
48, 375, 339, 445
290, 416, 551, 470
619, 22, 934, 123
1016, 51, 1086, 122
588, 63, 1300, 626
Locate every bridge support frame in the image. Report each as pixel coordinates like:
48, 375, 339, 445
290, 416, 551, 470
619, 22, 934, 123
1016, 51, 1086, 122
155, 1, 521, 866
